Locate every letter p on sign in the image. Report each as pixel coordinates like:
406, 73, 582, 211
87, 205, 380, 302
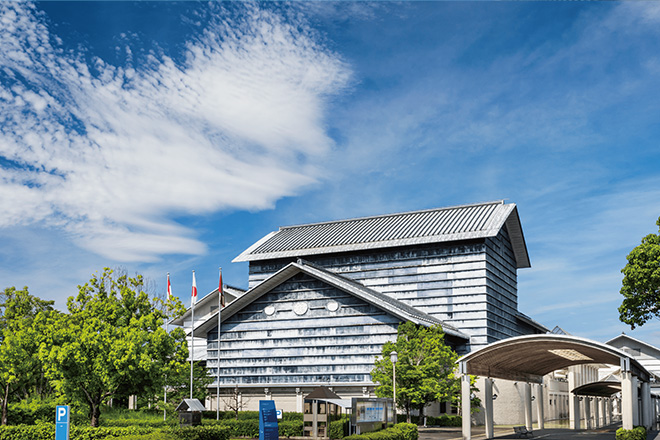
55, 405, 70, 440
57, 406, 67, 421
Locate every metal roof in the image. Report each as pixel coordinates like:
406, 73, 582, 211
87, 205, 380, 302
193, 259, 469, 342
234, 200, 530, 268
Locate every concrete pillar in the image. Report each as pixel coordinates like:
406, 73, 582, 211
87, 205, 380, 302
568, 368, 580, 430
536, 383, 544, 430
585, 397, 592, 430
642, 381, 651, 429
461, 374, 471, 440
594, 397, 600, 428
296, 388, 303, 413
128, 395, 137, 410
524, 383, 533, 431
484, 378, 494, 439
632, 376, 639, 426
622, 372, 634, 429
600, 398, 607, 426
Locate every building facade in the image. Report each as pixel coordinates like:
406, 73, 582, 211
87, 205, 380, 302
185, 201, 547, 412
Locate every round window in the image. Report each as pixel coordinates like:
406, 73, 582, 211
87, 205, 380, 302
264, 305, 275, 316
293, 302, 308, 316
326, 300, 339, 312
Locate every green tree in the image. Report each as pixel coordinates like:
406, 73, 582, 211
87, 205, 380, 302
371, 322, 460, 422
619, 217, 660, 329
40, 268, 188, 427
0, 287, 55, 425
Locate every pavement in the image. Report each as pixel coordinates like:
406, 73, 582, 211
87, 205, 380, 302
418, 425, 660, 440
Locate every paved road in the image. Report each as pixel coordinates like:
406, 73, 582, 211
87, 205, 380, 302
418, 425, 660, 440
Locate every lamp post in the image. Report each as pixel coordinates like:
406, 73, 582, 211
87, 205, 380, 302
390, 351, 398, 421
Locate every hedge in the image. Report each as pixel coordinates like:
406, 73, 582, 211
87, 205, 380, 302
395, 414, 460, 427
615, 426, 647, 440
173, 425, 231, 440
329, 417, 350, 439
344, 423, 418, 440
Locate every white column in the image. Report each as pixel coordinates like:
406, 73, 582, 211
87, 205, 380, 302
296, 388, 303, 413
585, 397, 592, 430
568, 367, 580, 430
632, 376, 639, 426
642, 381, 651, 429
600, 398, 607, 426
594, 397, 600, 428
622, 372, 634, 430
536, 383, 544, 430
484, 378, 494, 439
461, 374, 471, 440
524, 383, 533, 431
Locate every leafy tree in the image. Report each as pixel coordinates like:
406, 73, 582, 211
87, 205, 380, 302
619, 217, 660, 329
0, 287, 54, 425
40, 268, 188, 427
371, 322, 460, 422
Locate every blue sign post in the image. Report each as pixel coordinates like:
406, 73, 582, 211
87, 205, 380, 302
259, 400, 279, 440
55, 405, 70, 440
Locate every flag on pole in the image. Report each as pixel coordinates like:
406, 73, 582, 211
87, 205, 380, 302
191, 271, 198, 305
167, 273, 173, 300
219, 268, 225, 307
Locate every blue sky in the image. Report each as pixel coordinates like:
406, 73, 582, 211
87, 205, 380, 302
2, 2, 660, 345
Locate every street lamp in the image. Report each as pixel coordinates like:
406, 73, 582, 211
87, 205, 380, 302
390, 351, 398, 420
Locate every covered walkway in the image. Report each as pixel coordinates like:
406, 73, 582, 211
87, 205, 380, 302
457, 334, 655, 440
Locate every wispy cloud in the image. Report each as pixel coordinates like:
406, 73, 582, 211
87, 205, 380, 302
0, 3, 350, 262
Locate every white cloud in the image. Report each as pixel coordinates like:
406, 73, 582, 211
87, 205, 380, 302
0, 3, 351, 262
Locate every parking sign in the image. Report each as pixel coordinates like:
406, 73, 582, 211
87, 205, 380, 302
55, 405, 70, 440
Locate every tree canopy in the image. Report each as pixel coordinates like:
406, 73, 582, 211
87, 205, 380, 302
0, 287, 55, 425
371, 322, 459, 421
39, 268, 189, 426
618, 217, 660, 329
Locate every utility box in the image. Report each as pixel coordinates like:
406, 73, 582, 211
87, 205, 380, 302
176, 399, 206, 426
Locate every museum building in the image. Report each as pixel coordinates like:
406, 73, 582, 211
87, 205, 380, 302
175, 200, 551, 413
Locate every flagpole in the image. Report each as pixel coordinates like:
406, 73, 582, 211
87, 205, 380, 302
217, 267, 222, 420
190, 270, 196, 400
164, 273, 171, 421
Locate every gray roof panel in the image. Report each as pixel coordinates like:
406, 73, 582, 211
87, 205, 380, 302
234, 201, 531, 268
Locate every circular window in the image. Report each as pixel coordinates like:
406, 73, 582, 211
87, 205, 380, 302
264, 305, 275, 316
293, 302, 308, 316
326, 300, 339, 312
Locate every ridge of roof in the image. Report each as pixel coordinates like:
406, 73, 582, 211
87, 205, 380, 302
606, 333, 660, 356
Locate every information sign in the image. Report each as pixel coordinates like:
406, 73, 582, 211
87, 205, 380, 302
259, 400, 279, 440
55, 405, 70, 440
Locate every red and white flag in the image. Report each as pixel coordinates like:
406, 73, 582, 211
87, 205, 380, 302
219, 268, 225, 308
167, 273, 173, 300
191, 271, 198, 305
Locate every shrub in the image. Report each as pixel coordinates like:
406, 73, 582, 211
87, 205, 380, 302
71, 426, 155, 440
174, 425, 231, 440
329, 417, 350, 439
279, 420, 304, 438
0, 423, 54, 440
112, 433, 176, 440
615, 426, 646, 440
344, 423, 418, 440
425, 415, 461, 427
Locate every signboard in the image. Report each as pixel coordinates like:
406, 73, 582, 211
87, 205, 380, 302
55, 405, 70, 440
276, 409, 283, 420
259, 400, 279, 440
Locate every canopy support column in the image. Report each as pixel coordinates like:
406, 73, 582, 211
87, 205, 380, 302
594, 397, 600, 428
484, 378, 494, 439
461, 372, 471, 440
622, 371, 634, 430
523, 383, 533, 431
568, 367, 580, 430
642, 381, 651, 429
585, 397, 592, 430
536, 383, 544, 430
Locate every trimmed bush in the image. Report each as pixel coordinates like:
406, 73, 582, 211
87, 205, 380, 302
72, 426, 155, 440
0, 423, 54, 440
278, 420, 304, 438
615, 426, 646, 440
111, 433, 176, 440
344, 423, 418, 440
174, 425, 231, 440
329, 417, 350, 439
